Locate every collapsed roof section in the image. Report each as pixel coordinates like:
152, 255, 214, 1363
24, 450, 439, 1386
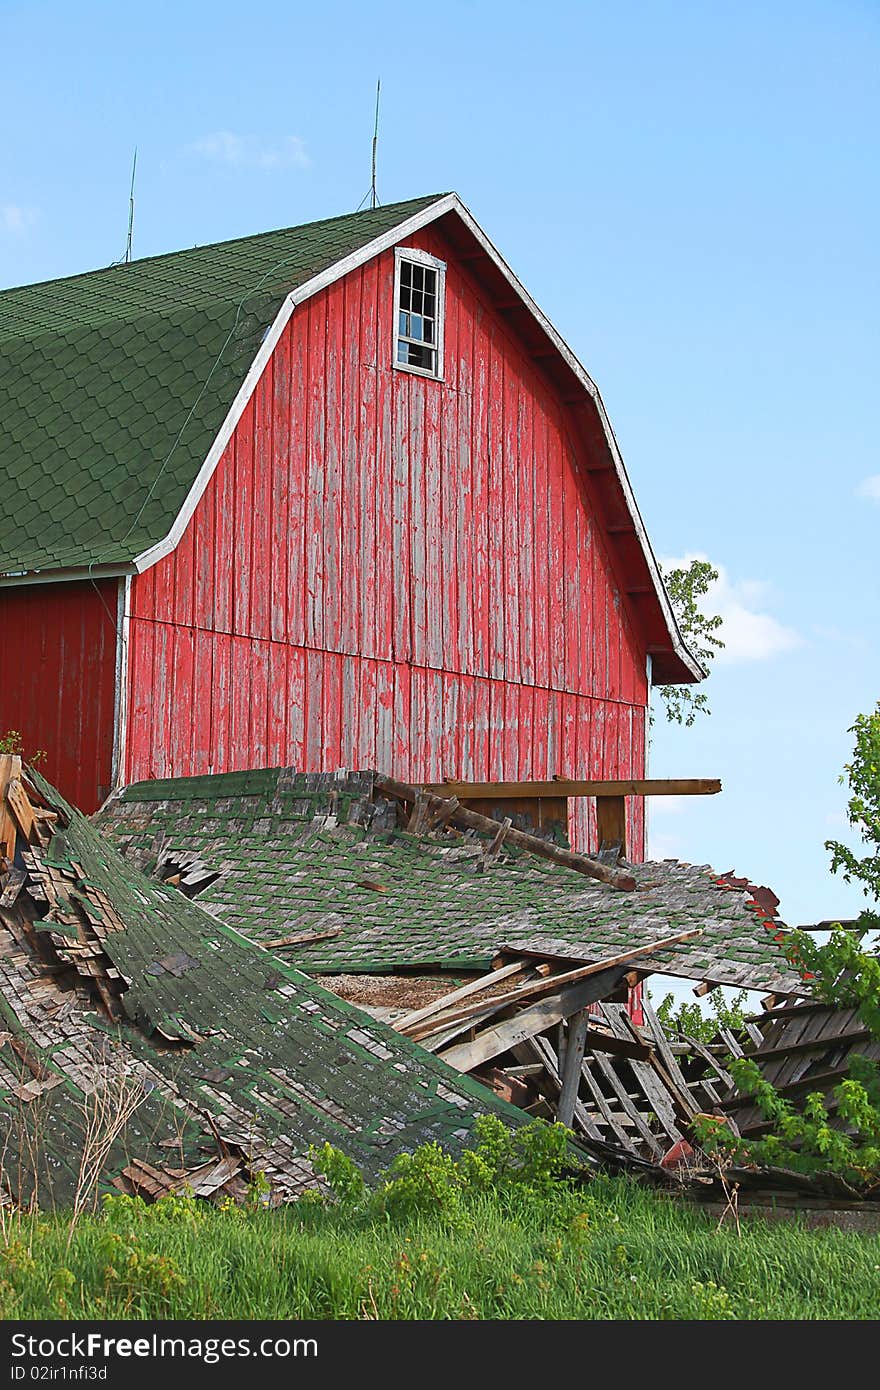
0, 760, 520, 1207
98, 768, 803, 995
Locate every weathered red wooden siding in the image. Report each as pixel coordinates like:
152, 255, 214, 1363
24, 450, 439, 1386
126, 229, 649, 855
0, 580, 118, 812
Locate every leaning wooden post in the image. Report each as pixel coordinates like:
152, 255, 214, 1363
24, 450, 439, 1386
557, 1009, 591, 1128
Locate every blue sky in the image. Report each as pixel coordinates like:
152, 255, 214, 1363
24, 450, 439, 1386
1, 0, 878, 943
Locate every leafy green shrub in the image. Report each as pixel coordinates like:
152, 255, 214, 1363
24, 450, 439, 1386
654, 988, 748, 1043
696, 931, 880, 1185
310, 1115, 576, 1226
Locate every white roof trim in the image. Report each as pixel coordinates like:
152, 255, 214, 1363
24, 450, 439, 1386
133, 195, 460, 574
0, 563, 135, 588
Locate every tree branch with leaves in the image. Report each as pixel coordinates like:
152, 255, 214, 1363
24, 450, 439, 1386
656, 559, 724, 726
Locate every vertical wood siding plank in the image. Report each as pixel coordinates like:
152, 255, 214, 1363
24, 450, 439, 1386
306, 298, 327, 649
392, 659, 410, 778
251, 357, 273, 641
192, 625, 214, 774
233, 401, 254, 638
427, 371, 445, 669
371, 256, 394, 660
472, 298, 490, 677
376, 659, 395, 773
548, 411, 566, 690
211, 440, 233, 636
502, 362, 520, 682
288, 306, 307, 646
323, 281, 344, 653
341, 655, 359, 768
341, 270, 362, 654
532, 404, 550, 689
487, 334, 505, 678
517, 384, 536, 685
409, 380, 428, 667
391, 344, 412, 663
287, 645, 305, 768
270, 323, 291, 645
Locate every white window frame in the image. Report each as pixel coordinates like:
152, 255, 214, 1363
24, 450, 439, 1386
392, 246, 446, 381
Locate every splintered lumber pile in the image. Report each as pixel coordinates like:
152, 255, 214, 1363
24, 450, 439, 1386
0, 757, 131, 1021
391, 928, 729, 1159
0, 754, 58, 871
374, 773, 638, 891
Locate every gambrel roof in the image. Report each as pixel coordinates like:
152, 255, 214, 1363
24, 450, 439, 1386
0, 193, 701, 682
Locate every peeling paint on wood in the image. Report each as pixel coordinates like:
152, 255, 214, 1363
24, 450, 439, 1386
123, 228, 651, 855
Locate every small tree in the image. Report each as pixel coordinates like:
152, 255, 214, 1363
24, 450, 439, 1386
697, 710, 880, 1185
656, 559, 724, 727
825, 701, 880, 935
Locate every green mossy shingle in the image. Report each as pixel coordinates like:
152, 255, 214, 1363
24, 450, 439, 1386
98, 769, 803, 994
0, 196, 444, 575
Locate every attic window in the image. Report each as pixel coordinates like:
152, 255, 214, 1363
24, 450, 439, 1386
394, 247, 445, 379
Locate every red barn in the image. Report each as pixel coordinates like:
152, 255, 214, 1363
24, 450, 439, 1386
0, 194, 700, 852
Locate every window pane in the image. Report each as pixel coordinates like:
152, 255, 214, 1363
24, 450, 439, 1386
412, 264, 424, 290
422, 318, 434, 344
401, 261, 413, 288
399, 285, 411, 310
410, 314, 423, 341
423, 268, 436, 295
397, 340, 409, 364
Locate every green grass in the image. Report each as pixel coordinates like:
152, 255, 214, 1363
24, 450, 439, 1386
1, 1177, 878, 1321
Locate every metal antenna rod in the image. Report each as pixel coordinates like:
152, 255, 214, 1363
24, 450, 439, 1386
370, 81, 380, 209
125, 147, 138, 264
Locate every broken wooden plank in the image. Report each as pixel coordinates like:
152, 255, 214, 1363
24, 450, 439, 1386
0, 754, 17, 862
6, 778, 37, 844
375, 774, 638, 890
437, 966, 627, 1073
0, 866, 26, 910
428, 928, 701, 1029
393, 958, 536, 1033
586, 1049, 665, 1158
577, 1053, 639, 1154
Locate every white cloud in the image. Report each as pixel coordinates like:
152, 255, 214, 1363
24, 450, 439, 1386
1, 204, 36, 234
661, 553, 802, 664
186, 132, 311, 170
856, 474, 880, 502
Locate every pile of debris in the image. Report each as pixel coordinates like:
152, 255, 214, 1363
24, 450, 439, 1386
1, 756, 875, 1212
0, 758, 524, 1208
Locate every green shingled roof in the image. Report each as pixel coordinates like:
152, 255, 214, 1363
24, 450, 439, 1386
0, 766, 519, 1206
0, 196, 444, 575
98, 769, 803, 995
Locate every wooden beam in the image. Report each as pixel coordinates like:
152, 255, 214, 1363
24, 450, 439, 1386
437, 967, 628, 1073
558, 1010, 590, 1127
421, 778, 721, 799
404, 930, 701, 1036
393, 958, 536, 1033
376, 775, 637, 890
